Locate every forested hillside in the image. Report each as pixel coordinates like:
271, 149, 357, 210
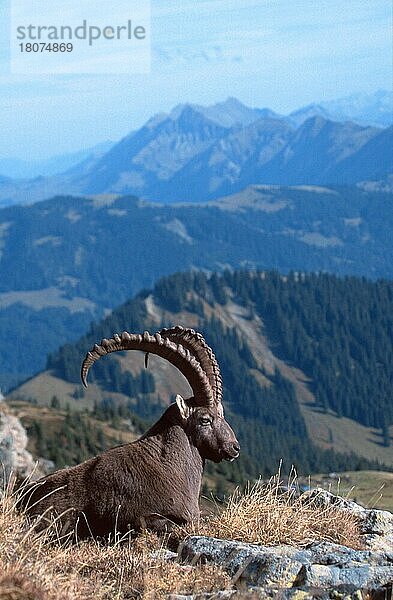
47, 270, 393, 436
250, 273, 393, 430
9, 270, 392, 489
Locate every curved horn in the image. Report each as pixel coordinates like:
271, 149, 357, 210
158, 326, 223, 405
81, 330, 214, 407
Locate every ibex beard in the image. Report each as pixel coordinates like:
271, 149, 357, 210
20, 326, 240, 539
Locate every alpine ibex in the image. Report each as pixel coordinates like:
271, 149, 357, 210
21, 326, 240, 538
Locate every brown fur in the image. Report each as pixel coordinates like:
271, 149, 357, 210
20, 402, 239, 539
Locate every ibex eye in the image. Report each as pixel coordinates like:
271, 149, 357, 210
201, 417, 212, 426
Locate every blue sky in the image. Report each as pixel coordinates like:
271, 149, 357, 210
0, 0, 391, 160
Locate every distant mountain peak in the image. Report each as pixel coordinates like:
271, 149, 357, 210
191, 97, 277, 128
154, 98, 261, 127
169, 103, 192, 120
291, 90, 392, 128
289, 104, 332, 127
215, 96, 250, 110
168, 103, 228, 133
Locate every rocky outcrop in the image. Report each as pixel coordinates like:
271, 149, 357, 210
180, 538, 392, 597
0, 403, 37, 486
301, 489, 393, 554
177, 491, 393, 599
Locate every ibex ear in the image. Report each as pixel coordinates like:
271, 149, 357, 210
175, 394, 193, 420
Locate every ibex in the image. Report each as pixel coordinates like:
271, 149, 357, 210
21, 326, 240, 538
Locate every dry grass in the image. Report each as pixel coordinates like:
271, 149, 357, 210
0, 469, 364, 599
0, 477, 231, 600
183, 471, 363, 549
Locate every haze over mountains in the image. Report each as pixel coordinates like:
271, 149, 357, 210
0, 141, 113, 180
0, 90, 391, 207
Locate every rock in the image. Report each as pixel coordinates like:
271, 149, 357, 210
180, 537, 312, 588
301, 488, 393, 553
175, 491, 393, 598
298, 562, 393, 589
235, 591, 368, 599
151, 549, 178, 562
180, 536, 393, 595
361, 508, 393, 538
357, 506, 393, 554
37, 457, 56, 474
307, 541, 377, 566
0, 405, 36, 486
168, 593, 235, 600
300, 489, 366, 515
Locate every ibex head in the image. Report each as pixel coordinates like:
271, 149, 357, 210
175, 394, 239, 462
81, 325, 240, 464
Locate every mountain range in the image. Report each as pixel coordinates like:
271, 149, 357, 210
0, 91, 391, 207
0, 185, 392, 390
192, 90, 393, 129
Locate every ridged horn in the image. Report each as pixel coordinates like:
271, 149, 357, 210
158, 326, 223, 405
80, 330, 214, 406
